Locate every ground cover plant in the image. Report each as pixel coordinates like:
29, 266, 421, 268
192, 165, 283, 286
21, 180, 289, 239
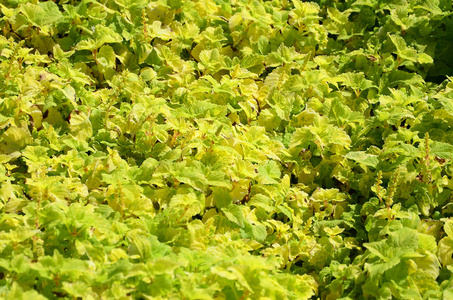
1, 0, 453, 298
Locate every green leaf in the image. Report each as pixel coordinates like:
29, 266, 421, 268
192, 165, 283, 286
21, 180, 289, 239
240, 54, 263, 69
21, 2, 63, 28
76, 25, 123, 50
174, 165, 208, 192
222, 204, 245, 227
242, 221, 267, 243
169, 192, 204, 221
6, 282, 47, 300
282, 75, 306, 92
418, 53, 433, 64
257, 36, 270, 55
364, 228, 422, 278
438, 236, 453, 267
61, 85, 78, 109
444, 221, 453, 238
97, 45, 116, 69
257, 160, 281, 185
0, 127, 32, 154
207, 171, 233, 189
249, 194, 274, 212
438, 96, 453, 117
389, 34, 418, 63
212, 187, 232, 209
335, 72, 376, 92
431, 141, 453, 159
310, 188, 347, 203
344, 151, 379, 168
151, 257, 181, 275
69, 111, 93, 141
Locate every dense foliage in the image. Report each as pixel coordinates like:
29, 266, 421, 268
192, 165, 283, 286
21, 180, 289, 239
1, 0, 453, 298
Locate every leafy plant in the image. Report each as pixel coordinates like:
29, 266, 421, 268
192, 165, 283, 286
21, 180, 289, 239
1, 0, 453, 299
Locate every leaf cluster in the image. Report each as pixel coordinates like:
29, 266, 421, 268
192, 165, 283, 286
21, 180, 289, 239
1, 0, 453, 299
